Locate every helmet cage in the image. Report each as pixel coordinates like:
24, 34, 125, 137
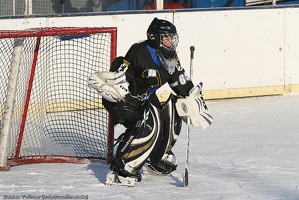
160, 33, 179, 52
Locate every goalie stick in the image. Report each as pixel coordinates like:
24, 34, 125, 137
182, 46, 195, 187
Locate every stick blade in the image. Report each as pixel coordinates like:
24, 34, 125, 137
182, 168, 189, 186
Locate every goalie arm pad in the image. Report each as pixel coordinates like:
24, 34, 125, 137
88, 71, 129, 102
175, 83, 213, 129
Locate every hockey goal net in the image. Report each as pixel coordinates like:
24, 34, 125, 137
0, 27, 116, 170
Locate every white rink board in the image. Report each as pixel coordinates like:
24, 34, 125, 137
284, 7, 299, 86
175, 9, 285, 90
1, 7, 299, 97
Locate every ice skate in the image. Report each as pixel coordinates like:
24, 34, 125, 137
105, 170, 137, 187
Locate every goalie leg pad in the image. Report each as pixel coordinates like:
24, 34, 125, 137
146, 95, 181, 174
148, 94, 182, 165
175, 83, 213, 129
111, 100, 163, 177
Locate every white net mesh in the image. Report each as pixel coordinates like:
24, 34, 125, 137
0, 27, 116, 165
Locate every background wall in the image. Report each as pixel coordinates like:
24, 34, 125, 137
1, 6, 299, 100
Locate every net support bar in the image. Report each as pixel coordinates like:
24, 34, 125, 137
0, 38, 24, 168
14, 36, 41, 160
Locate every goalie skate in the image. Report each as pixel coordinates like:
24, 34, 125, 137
105, 171, 137, 187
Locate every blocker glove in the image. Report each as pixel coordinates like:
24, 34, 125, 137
175, 82, 213, 129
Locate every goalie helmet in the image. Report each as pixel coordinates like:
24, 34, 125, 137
147, 18, 179, 59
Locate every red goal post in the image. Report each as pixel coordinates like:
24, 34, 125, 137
0, 27, 117, 170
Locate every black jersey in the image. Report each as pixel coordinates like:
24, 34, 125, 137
122, 41, 193, 100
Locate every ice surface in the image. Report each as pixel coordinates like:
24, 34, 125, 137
1, 94, 299, 200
